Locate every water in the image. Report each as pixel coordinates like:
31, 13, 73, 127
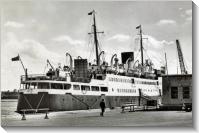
1, 99, 18, 119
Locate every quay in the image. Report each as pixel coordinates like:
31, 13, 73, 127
2, 108, 192, 127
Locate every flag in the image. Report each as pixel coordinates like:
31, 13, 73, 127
136, 25, 141, 29
88, 11, 93, 15
11, 55, 20, 61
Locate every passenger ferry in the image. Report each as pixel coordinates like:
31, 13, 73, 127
16, 10, 163, 113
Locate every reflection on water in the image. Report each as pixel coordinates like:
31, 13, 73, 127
1, 99, 18, 118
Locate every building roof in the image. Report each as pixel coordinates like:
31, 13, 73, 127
161, 74, 192, 77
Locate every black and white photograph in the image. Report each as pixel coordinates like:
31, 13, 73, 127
1, 0, 193, 128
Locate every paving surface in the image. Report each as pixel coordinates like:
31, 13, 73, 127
1, 108, 192, 127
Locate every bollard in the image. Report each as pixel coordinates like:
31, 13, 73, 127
121, 106, 125, 113
21, 111, 26, 120
129, 105, 135, 112
44, 111, 49, 119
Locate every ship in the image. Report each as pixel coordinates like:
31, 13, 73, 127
16, 10, 164, 113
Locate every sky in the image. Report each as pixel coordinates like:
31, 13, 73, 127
1, 1, 192, 91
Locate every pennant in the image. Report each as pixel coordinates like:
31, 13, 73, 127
11, 55, 20, 61
88, 11, 93, 15
136, 25, 141, 29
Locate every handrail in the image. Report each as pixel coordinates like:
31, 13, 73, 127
21, 74, 46, 78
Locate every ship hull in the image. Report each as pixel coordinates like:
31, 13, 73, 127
16, 92, 159, 113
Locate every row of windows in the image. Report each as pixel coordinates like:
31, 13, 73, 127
171, 87, 190, 99
142, 89, 159, 92
109, 77, 133, 83
117, 89, 136, 93
108, 77, 158, 85
25, 82, 108, 92
74, 85, 108, 92
134, 80, 158, 85
26, 83, 71, 90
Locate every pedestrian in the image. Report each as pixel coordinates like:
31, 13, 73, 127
100, 99, 106, 116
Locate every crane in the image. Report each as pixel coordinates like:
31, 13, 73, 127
176, 39, 188, 74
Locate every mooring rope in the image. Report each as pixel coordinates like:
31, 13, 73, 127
36, 94, 45, 111
66, 93, 90, 109
23, 94, 33, 109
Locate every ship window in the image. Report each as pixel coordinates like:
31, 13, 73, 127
38, 82, 50, 89
91, 86, 99, 91
81, 85, 90, 91
131, 79, 134, 83
73, 85, 80, 90
27, 82, 37, 89
97, 75, 103, 80
171, 87, 178, 99
101, 87, 108, 92
183, 87, 190, 99
64, 84, 71, 90
51, 83, 63, 89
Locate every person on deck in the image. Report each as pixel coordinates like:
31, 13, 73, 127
100, 99, 106, 116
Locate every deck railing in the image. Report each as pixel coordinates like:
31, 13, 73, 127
21, 74, 47, 82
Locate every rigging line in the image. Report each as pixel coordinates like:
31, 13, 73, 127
36, 94, 45, 110
134, 50, 141, 62
143, 48, 164, 65
88, 39, 95, 62
85, 16, 93, 59
66, 93, 90, 108
43, 64, 47, 74
89, 95, 103, 108
23, 94, 33, 109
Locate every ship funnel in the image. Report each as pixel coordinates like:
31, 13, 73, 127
121, 52, 134, 64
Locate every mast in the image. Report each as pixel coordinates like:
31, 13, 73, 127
93, 11, 99, 67
136, 25, 144, 66
88, 10, 104, 67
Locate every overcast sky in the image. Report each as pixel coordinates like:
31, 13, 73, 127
1, 1, 192, 91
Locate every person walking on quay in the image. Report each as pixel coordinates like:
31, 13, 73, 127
100, 99, 106, 116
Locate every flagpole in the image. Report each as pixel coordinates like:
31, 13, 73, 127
19, 55, 28, 80
19, 55, 26, 73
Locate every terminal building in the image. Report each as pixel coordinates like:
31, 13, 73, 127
160, 74, 192, 110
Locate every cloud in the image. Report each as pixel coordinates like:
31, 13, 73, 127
179, 8, 183, 10
4, 21, 24, 28
107, 34, 130, 42
132, 35, 175, 69
185, 9, 192, 16
180, 9, 192, 22
3, 32, 63, 64
185, 9, 192, 21
53, 35, 85, 45
156, 19, 176, 26
142, 35, 174, 49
